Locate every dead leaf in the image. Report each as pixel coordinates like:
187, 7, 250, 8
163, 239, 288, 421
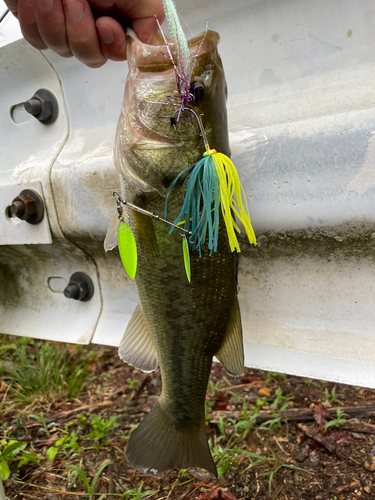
0, 380, 7, 393
364, 456, 375, 472
198, 490, 238, 500
221, 491, 238, 500
258, 387, 270, 396
313, 402, 329, 431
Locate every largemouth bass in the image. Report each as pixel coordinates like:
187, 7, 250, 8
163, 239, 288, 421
108, 29, 245, 476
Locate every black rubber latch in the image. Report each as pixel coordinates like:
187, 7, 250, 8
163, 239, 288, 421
64, 273, 94, 302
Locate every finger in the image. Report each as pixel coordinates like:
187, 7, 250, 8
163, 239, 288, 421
132, 16, 162, 45
5, 0, 19, 16
17, 0, 48, 50
122, 0, 165, 44
89, 0, 165, 42
96, 16, 126, 61
62, 0, 107, 67
34, 0, 73, 57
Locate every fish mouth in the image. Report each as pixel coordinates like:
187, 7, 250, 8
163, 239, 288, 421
127, 28, 221, 73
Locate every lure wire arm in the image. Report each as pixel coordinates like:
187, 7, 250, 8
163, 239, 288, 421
113, 192, 192, 236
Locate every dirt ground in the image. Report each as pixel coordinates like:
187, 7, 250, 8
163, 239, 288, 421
1, 341, 375, 500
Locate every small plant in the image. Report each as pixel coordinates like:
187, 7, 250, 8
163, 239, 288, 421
28, 412, 55, 436
210, 442, 245, 477
324, 408, 349, 431
0, 440, 27, 480
261, 388, 291, 431
265, 372, 286, 383
87, 415, 118, 451
323, 386, 344, 406
67, 461, 112, 500
120, 425, 139, 444
244, 452, 304, 492
0, 439, 40, 480
128, 379, 138, 390
235, 403, 258, 437
47, 430, 79, 461
121, 482, 158, 499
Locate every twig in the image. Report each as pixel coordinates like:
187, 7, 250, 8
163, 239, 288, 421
176, 484, 195, 500
211, 404, 375, 424
14, 481, 136, 497
166, 477, 180, 500
272, 435, 289, 455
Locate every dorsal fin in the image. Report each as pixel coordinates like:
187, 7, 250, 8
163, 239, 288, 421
215, 297, 244, 377
119, 305, 158, 372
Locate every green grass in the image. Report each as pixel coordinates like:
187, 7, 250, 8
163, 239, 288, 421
0, 336, 96, 406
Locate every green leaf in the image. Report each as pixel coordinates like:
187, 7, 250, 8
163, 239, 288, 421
0, 460, 10, 480
68, 465, 91, 495
90, 461, 112, 493
55, 435, 69, 447
1, 441, 27, 460
18, 451, 40, 468
118, 222, 137, 280
182, 236, 191, 282
47, 447, 58, 461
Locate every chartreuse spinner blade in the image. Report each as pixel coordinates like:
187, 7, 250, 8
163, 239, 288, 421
113, 192, 193, 282
118, 221, 137, 280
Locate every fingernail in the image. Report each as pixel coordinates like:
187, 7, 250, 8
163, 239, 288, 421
37, 0, 53, 11
64, 0, 85, 22
97, 24, 114, 45
24, 0, 34, 7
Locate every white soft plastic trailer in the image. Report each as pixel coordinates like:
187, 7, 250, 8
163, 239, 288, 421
1, 0, 375, 389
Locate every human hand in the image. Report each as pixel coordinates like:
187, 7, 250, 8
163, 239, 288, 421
4, 0, 165, 67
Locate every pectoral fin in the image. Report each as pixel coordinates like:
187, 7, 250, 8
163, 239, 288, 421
131, 207, 159, 258
104, 212, 119, 252
215, 297, 244, 377
119, 305, 158, 372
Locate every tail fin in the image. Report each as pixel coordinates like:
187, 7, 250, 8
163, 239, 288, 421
125, 400, 217, 477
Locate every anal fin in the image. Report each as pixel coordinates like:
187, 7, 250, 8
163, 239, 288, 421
119, 305, 158, 372
215, 297, 244, 377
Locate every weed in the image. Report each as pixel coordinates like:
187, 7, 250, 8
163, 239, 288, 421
210, 442, 245, 477
0, 439, 40, 480
323, 386, 344, 406
324, 408, 349, 431
47, 429, 79, 461
260, 388, 291, 431
28, 412, 55, 436
87, 415, 118, 451
67, 460, 112, 500
120, 425, 139, 444
265, 372, 286, 383
235, 403, 258, 437
120, 482, 158, 499
0, 339, 93, 406
128, 379, 138, 390
67, 467, 79, 489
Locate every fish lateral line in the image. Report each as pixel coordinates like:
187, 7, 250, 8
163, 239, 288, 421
113, 191, 193, 237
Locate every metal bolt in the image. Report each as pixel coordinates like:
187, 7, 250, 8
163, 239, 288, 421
10, 200, 25, 218
9, 189, 44, 225
24, 98, 42, 116
10, 194, 36, 220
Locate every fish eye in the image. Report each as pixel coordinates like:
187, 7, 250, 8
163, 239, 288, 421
190, 82, 205, 102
